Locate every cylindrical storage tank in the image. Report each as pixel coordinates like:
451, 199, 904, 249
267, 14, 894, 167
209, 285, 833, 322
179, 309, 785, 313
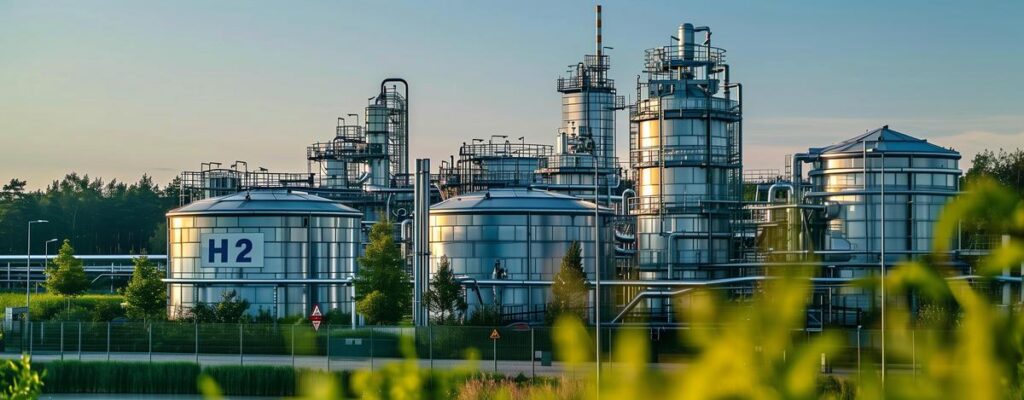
429, 188, 614, 321
806, 126, 961, 264
166, 189, 363, 320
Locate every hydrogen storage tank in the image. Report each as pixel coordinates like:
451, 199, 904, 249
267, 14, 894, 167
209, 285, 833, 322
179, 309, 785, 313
798, 126, 961, 311
165, 189, 362, 319
429, 188, 614, 321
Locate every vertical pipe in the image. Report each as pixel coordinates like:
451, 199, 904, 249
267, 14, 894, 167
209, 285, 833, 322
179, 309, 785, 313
880, 151, 886, 385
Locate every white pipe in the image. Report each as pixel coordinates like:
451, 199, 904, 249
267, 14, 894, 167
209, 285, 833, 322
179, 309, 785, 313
620, 188, 636, 214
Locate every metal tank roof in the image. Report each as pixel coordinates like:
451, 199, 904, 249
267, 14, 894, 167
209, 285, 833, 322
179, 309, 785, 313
431, 188, 611, 214
810, 126, 960, 158
167, 189, 362, 217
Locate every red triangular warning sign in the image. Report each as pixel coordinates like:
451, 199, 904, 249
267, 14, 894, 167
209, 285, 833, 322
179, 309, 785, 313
310, 305, 324, 331
490, 329, 501, 340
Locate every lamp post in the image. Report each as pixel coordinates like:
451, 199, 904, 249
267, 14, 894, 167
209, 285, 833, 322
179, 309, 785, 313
26, 220, 48, 323
43, 238, 58, 274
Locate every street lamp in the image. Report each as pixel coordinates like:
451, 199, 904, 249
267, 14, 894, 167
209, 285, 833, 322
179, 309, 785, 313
43, 238, 58, 272
26, 220, 48, 321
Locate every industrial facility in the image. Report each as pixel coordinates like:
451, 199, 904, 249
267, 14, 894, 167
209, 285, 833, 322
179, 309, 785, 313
166, 6, 970, 329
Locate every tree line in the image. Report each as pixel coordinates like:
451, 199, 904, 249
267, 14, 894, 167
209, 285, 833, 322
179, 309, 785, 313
0, 173, 181, 255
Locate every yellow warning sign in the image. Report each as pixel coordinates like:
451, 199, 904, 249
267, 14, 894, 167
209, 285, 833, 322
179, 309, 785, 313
489, 329, 501, 340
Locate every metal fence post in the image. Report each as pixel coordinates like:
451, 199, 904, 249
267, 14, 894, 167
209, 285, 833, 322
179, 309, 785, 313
239, 323, 243, 366
493, 331, 498, 373
428, 324, 433, 370
148, 323, 153, 363
78, 322, 82, 360
291, 324, 296, 368
369, 326, 374, 370
28, 321, 33, 356
195, 320, 199, 364
531, 327, 536, 379
106, 322, 111, 361
326, 325, 331, 371
60, 322, 64, 361
912, 329, 917, 380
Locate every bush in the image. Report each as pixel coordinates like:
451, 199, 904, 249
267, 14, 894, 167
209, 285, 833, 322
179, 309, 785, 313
36, 360, 199, 394
0, 292, 124, 321
204, 365, 295, 397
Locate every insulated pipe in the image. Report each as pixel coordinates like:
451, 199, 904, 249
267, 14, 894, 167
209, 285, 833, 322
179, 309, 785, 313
766, 182, 795, 220
611, 288, 693, 324
620, 188, 636, 215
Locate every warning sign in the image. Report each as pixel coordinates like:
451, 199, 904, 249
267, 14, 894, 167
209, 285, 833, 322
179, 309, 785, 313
310, 305, 323, 331
490, 329, 501, 340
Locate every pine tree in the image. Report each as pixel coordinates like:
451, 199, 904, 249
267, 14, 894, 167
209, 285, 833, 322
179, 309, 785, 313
122, 255, 167, 321
425, 255, 467, 324
547, 241, 587, 323
354, 220, 411, 324
44, 239, 90, 310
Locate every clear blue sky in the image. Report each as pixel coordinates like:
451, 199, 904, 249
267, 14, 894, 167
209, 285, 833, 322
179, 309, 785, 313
2, 0, 1022, 189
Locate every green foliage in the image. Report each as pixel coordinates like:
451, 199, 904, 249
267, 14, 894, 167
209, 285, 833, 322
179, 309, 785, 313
466, 305, 503, 326
965, 148, 1024, 196
44, 240, 89, 301
547, 241, 587, 323
354, 220, 411, 325
122, 255, 166, 321
426, 255, 468, 324
37, 361, 198, 394
0, 174, 178, 255
203, 365, 295, 397
0, 292, 124, 321
184, 291, 250, 323
0, 355, 44, 400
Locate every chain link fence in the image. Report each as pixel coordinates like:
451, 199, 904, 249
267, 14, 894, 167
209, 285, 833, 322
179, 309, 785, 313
0, 321, 907, 376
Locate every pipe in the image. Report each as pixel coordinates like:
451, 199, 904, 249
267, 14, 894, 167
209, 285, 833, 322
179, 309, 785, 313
620, 188, 636, 215
611, 288, 693, 324
766, 182, 794, 221
665, 231, 706, 279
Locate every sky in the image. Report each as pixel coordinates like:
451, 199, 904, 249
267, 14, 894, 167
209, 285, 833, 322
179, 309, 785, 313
2, 0, 1022, 190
